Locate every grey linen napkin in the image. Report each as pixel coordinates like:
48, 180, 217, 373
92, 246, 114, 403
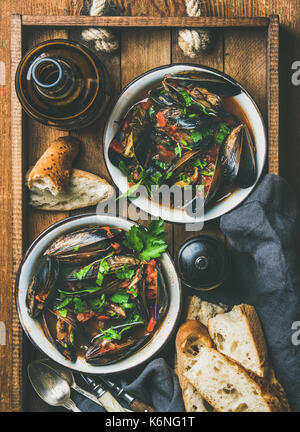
202, 174, 300, 412
73, 174, 300, 412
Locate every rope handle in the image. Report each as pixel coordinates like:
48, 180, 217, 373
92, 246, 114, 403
81, 0, 212, 57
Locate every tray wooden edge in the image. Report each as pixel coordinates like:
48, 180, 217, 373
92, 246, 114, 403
11, 14, 23, 413
9, 13, 279, 411
21, 15, 270, 28
267, 15, 280, 176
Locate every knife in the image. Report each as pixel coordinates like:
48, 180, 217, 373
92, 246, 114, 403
99, 376, 155, 412
81, 374, 132, 412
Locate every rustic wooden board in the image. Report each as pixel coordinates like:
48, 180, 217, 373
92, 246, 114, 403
11, 15, 279, 411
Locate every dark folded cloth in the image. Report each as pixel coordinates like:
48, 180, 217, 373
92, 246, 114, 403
203, 174, 300, 411
73, 174, 300, 412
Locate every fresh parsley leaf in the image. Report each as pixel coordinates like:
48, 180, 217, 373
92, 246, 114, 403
110, 292, 130, 304
175, 142, 182, 157
73, 262, 94, 281
115, 264, 135, 280
58, 286, 103, 296
179, 90, 192, 107
155, 160, 168, 170
123, 225, 144, 252
117, 179, 143, 201
73, 297, 88, 314
216, 122, 231, 145
128, 286, 138, 297
89, 294, 107, 312
151, 171, 163, 185
53, 297, 73, 311
58, 309, 68, 318
139, 243, 168, 261
123, 218, 168, 262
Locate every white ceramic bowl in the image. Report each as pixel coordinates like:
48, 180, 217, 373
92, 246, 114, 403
16, 214, 182, 374
103, 64, 267, 224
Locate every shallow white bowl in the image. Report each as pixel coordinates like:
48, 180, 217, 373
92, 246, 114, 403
103, 64, 267, 224
16, 214, 182, 374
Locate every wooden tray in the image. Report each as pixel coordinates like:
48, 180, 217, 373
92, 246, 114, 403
11, 14, 279, 411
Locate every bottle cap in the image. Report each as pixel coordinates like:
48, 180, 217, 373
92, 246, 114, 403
177, 235, 231, 291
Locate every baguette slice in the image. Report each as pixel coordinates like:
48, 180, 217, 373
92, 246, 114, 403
26, 136, 80, 195
176, 320, 214, 412
185, 347, 276, 412
175, 297, 228, 412
27, 168, 115, 211
208, 304, 267, 377
186, 296, 228, 327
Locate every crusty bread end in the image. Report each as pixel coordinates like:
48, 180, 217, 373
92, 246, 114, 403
27, 168, 115, 211
26, 136, 80, 195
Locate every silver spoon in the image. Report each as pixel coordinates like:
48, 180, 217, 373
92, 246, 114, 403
27, 360, 81, 412
39, 358, 103, 407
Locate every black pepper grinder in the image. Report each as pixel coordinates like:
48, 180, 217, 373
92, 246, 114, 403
176, 234, 231, 291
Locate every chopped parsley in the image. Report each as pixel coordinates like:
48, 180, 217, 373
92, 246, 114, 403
216, 123, 231, 145
115, 264, 135, 280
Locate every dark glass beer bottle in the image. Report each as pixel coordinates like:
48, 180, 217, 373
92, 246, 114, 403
15, 39, 110, 130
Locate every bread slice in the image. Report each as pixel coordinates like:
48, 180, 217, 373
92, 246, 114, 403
186, 296, 228, 327
208, 304, 267, 377
175, 297, 228, 412
27, 168, 115, 211
176, 320, 214, 412
26, 136, 80, 195
248, 368, 291, 412
185, 347, 275, 412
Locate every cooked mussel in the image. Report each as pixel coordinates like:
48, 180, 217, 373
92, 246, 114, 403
26, 255, 59, 318
221, 124, 257, 188
160, 71, 241, 117
164, 144, 223, 213
155, 266, 169, 323
163, 71, 241, 98
66, 255, 140, 283
42, 309, 81, 362
85, 334, 149, 365
108, 101, 153, 169
157, 107, 215, 130
149, 87, 176, 107
44, 226, 123, 264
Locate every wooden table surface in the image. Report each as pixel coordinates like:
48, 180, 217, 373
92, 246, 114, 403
0, 0, 299, 412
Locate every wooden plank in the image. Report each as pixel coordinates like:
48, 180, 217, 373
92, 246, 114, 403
21, 15, 270, 28
267, 15, 279, 176
224, 28, 268, 121
10, 13, 23, 413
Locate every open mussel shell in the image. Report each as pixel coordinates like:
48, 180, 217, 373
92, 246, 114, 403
154, 266, 169, 323
149, 87, 176, 107
85, 335, 150, 365
162, 149, 203, 184
163, 71, 241, 97
165, 144, 223, 214
26, 255, 59, 318
159, 107, 215, 130
66, 255, 140, 283
42, 309, 83, 362
44, 226, 123, 264
221, 124, 257, 188
108, 101, 153, 169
